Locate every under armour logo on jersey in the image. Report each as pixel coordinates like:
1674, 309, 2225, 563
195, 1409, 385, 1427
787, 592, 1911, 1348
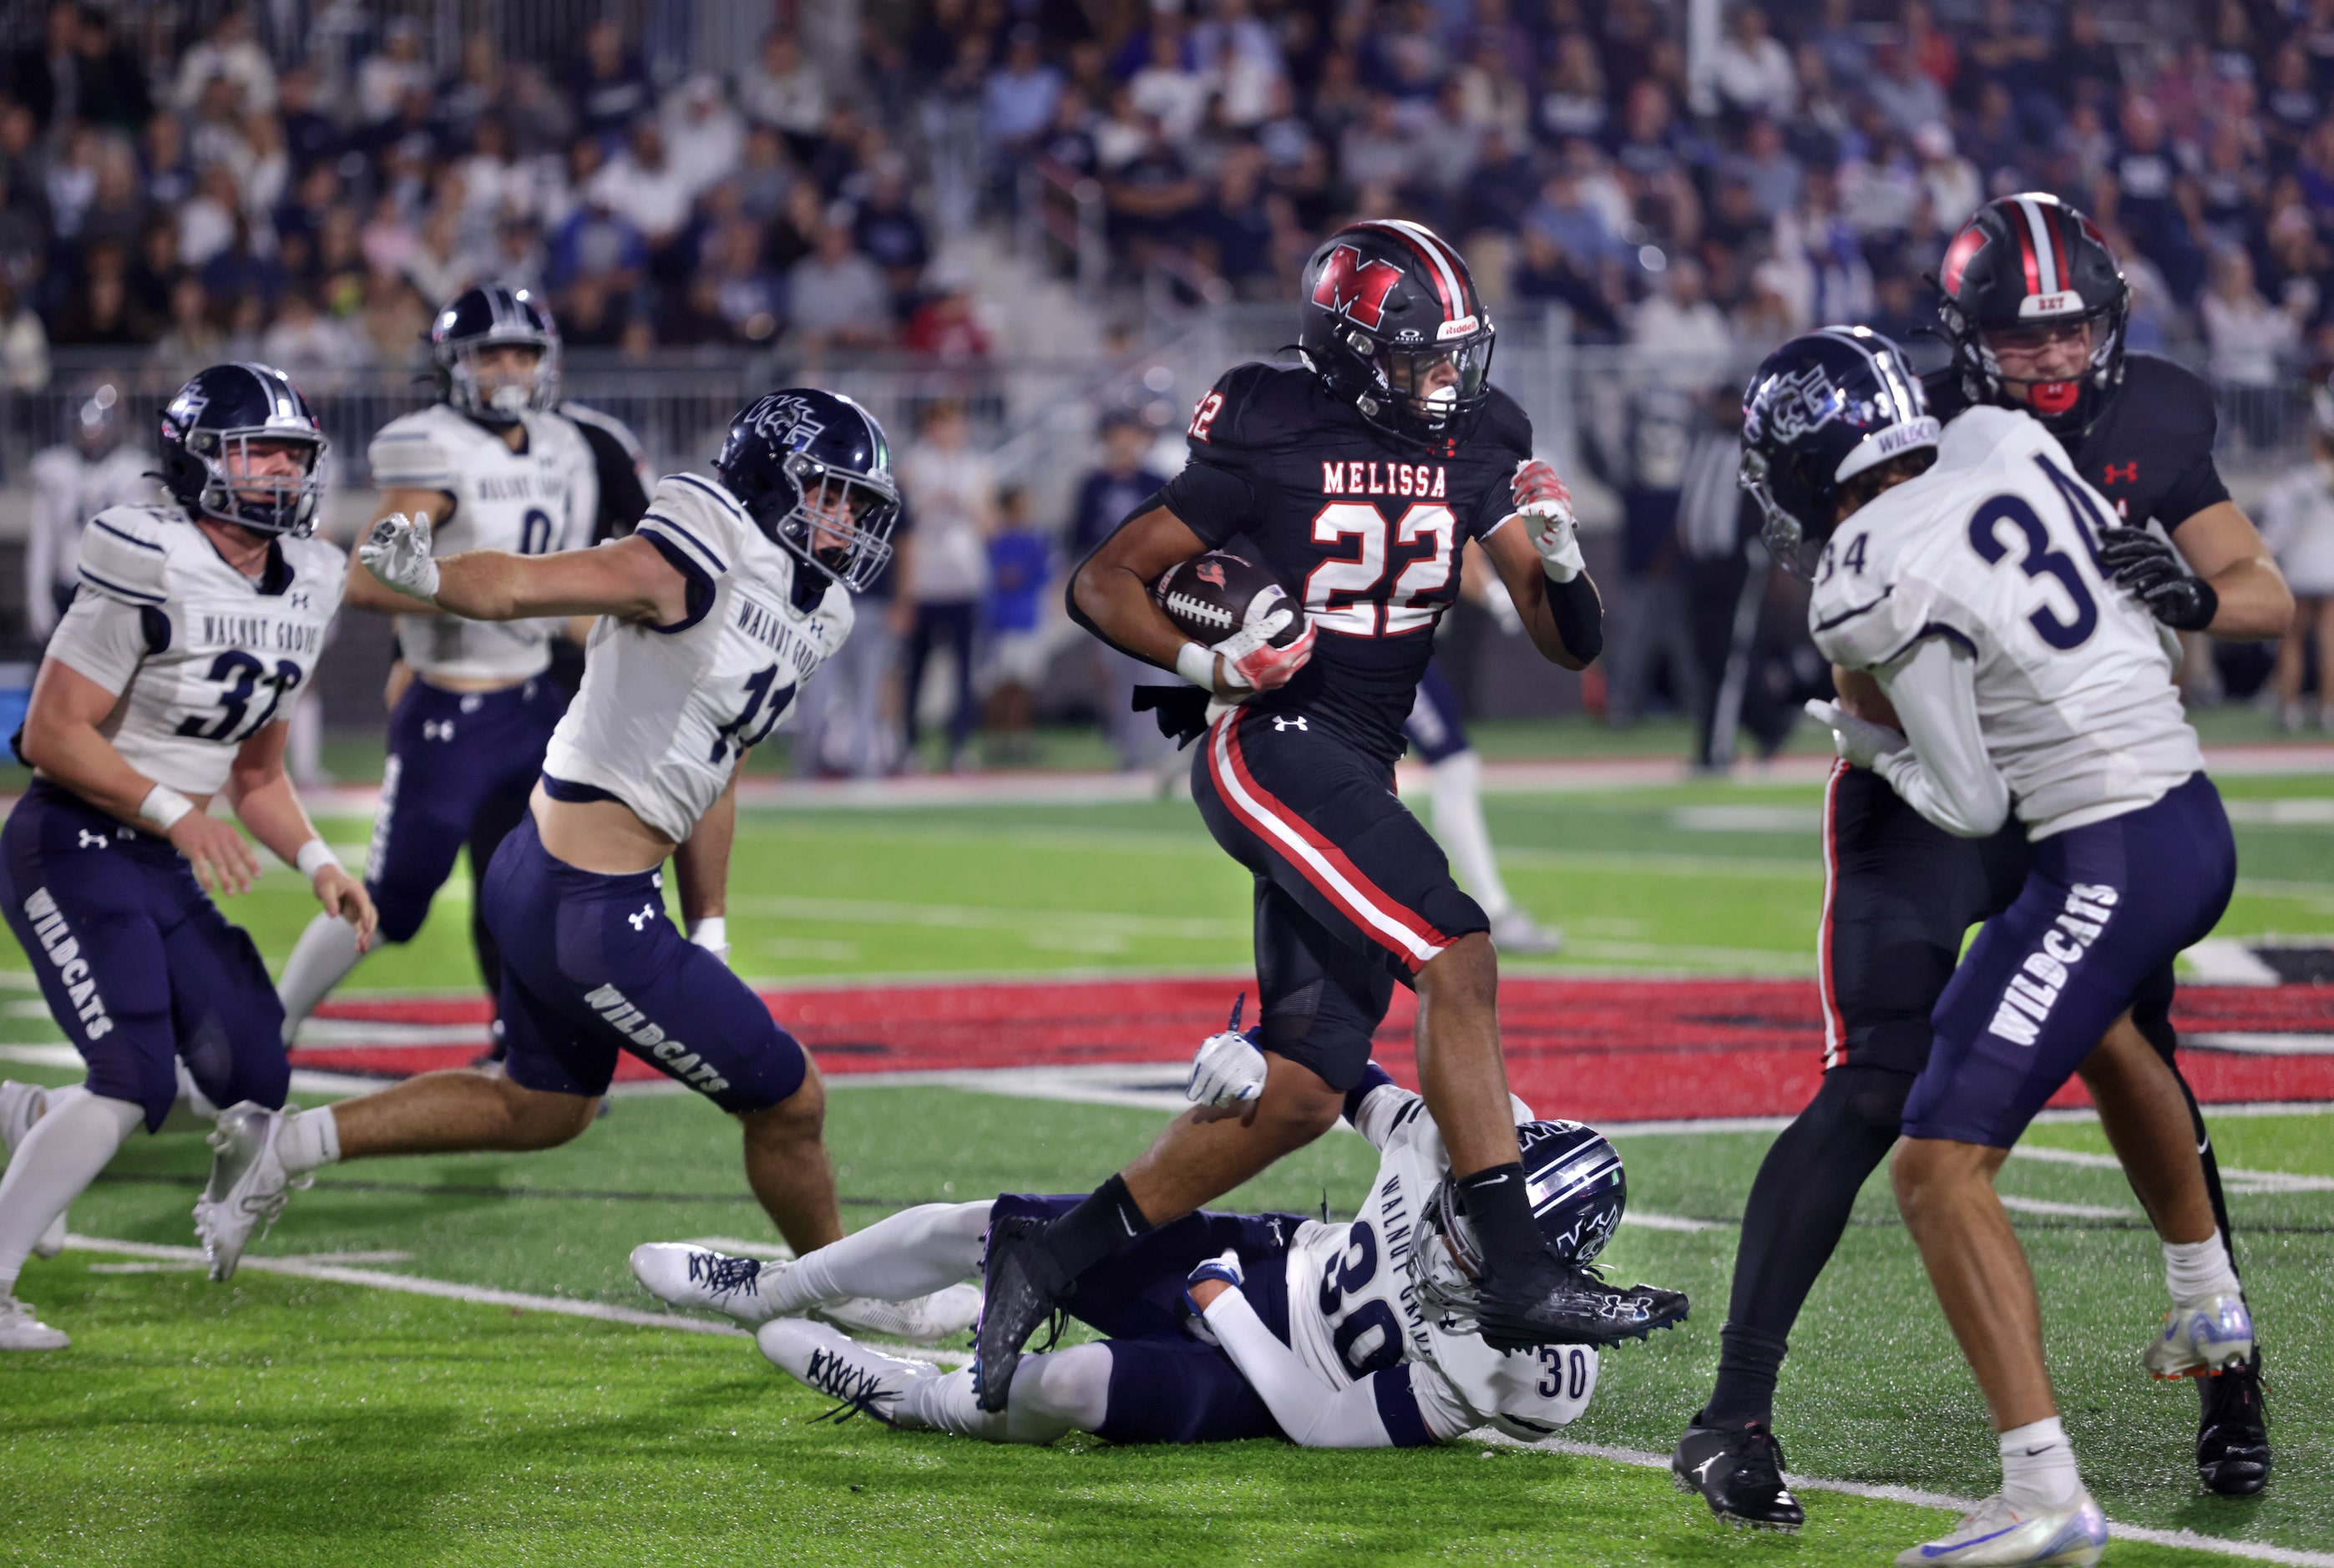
77, 830, 109, 850
1273, 715, 1309, 731
422, 720, 456, 742
627, 904, 657, 931
2101, 462, 2139, 485
289, 591, 311, 609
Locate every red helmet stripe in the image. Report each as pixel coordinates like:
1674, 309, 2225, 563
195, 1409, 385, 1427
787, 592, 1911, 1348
2013, 195, 2059, 296
1350, 220, 1468, 324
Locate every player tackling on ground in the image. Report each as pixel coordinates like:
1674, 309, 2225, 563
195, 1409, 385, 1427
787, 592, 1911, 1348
0, 363, 372, 1350
194, 389, 970, 1342
982, 220, 1687, 1412
1673, 196, 2283, 1530
1748, 326, 2250, 1566
635, 1018, 1616, 1449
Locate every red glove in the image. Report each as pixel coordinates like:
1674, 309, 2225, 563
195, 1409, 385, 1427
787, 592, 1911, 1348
1511, 458, 1572, 513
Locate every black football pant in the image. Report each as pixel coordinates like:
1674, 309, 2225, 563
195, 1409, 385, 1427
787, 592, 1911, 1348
1704, 762, 2239, 1428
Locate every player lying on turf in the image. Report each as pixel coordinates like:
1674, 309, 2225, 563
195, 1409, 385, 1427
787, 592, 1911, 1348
0, 363, 374, 1351
633, 1034, 1617, 1448
1749, 328, 2256, 1567
190, 389, 970, 1343
1001, 218, 1684, 1416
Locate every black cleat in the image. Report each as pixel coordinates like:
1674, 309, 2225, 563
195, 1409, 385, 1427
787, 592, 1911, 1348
1474, 1252, 1688, 1351
1673, 1417, 1805, 1531
973, 1215, 1063, 1414
2197, 1353, 2271, 1496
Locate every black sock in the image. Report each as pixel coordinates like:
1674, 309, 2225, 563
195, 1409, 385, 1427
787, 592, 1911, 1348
1457, 1162, 1547, 1272
1036, 1173, 1152, 1293
1703, 1065, 1911, 1426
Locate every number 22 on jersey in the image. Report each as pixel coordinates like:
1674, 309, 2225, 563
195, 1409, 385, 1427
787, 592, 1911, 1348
1305, 503, 1456, 636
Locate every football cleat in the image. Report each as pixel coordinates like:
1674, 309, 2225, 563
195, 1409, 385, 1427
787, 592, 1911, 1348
818, 1284, 981, 1346
0, 1081, 65, 1259
2196, 1353, 2271, 1495
2144, 1292, 2255, 1379
630, 1242, 783, 1325
1490, 910, 1563, 956
1894, 1491, 2107, 1566
192, 1102, 301, 1282
1473, 1252, 1688, 1350
1672, 1417, 1804, 1531
757, 1317, 939, 1426
973, 1214, 1064, 1413
0, 1294, 69, 1352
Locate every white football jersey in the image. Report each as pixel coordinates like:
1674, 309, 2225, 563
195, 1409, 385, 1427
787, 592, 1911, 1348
1809, 406, 2203, 839
541, 473, 853, 842
368, 403, 600, 682
28, 444, 159, 627
44, 503, 347, 796
1281, 1082, 1599, 1443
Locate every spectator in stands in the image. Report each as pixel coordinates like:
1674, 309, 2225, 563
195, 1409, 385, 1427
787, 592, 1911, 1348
276, 65, 340, 176
902, 261, 991, 359
1868, 35, 1948, 136
1066, 409, 1173, 771
592, 118, 693, 280
1911, 123, 1980, 228
985, 26, 1065, 159
63, 5, 150, 134
572, 20, 653, 146
2201, 245, 2306, 448
664, 75, 744, 200
2258, 412, 2334, 731
154, 273, 221, 373
857, 155, 934, 306
786, 216, 892, 348
896, 398, 995, 772
52, 240, 149, 345
1129, 23, 1209, 146
1193, 140, 1277, 294
0, 273, 49, 392
259, 286, 369, 382
980, 483, 1051, 762
1105, 116, 1202, 265
738, 31, 829, 156
437, 33, 504, 152
172, 7, 275, 118
1710, 5, 1797, 124
1631, 255, 1732, 392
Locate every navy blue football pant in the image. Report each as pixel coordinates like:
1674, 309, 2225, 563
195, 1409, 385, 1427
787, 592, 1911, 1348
1190, 705, 1487, 1092
1401, 660, 1469, 765
482, 811, 810, 1113
993, 1193, 1300, 1444
0, 781, 286, 1130
367, 675, 566, 1006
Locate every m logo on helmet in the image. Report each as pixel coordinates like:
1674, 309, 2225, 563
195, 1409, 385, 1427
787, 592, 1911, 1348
1312, 245, 1405, 330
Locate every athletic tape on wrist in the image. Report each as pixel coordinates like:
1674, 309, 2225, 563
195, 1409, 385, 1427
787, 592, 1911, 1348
1174, 641, 1218, 690
139, 784, 195, 831
296, 839, 341, 879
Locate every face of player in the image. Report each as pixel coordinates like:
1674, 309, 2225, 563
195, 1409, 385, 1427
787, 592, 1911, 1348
470, 343, 544, 411
223, 437, 313, 503
1981, 320, 2094, 416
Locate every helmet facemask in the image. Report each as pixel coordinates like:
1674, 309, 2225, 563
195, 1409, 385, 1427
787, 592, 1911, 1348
1329, 321, 1496, 448
767, 452, 899, 593
189, 427, 327, 538
443, 336, 560, 425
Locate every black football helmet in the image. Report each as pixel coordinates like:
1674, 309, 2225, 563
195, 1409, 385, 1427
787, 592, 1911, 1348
429, 284, 560, 425
1935, 193, 2129, 437
1740, 326, 1940, 579
712, 388, 900, 592
1299, 220, 1496, 450
156, 362, 327, 537
1410, 1119, 1628, 1328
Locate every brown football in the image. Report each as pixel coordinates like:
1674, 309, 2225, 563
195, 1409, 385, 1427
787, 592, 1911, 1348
1152, 551, 1303, 646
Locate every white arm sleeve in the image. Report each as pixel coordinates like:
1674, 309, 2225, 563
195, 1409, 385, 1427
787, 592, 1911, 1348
1873, 635, 2011, 837
1202, 1288, 1427, 1448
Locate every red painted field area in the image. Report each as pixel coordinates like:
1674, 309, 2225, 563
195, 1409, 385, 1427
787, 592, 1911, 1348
301, 976, 2334, 1122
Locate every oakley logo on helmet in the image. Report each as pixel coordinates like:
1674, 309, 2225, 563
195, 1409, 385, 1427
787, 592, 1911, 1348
1311, 245, 1405, 331
1750, 365, 1845, 444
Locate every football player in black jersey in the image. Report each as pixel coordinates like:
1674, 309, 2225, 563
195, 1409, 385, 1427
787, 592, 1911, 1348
971, 220, 1690, 1413
1673, 194, 2291, 1527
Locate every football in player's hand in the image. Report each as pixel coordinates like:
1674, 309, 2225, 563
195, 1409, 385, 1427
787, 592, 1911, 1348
1153, 551, 1303, 647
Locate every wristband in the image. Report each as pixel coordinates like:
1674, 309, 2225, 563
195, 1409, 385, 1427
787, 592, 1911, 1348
1174, 641, 1218, 690
296, 839, 341, 879
687, 916, 727, 949
139, 784, 195, 831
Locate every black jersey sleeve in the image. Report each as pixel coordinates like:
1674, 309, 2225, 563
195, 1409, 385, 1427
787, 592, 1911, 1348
2128, 359, 2232, 529
1162, 362, 1294, 545
1463, 388, 1535, 539
1159, 461, 1256, 546
563, 402, 652, 541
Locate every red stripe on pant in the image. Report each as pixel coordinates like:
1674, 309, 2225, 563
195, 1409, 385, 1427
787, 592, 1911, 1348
1816, 756, 1849, 1068
1208, 712, 1451, 972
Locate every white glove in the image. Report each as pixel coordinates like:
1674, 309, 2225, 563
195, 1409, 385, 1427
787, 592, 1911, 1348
1187, 1024, 1266, 1109
1210, 608, 1315, 695
687, 916, 731, 965
360, 512, 441, 603
1805, 699, 1908, 771
1511, 458, 1584, 584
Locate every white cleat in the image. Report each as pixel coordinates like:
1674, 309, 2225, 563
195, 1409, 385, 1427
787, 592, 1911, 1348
192, 1102, 298, 1282
0, 1081, 66, 1259
757, 1317, 939, 1425
817, 1283, 983, 1345
630, 1242, 784, 1325
1896, 1492, 2108, 1566
0, 1294, 69, 1351
2144, 1292, 2256, 1379
1491, 909, 1563, 956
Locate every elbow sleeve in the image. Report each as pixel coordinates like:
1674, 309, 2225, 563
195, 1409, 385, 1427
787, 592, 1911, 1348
1546, 573, 1602, 664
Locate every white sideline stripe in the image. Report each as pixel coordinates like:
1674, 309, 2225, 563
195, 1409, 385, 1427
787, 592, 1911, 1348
2185, 941, 2286, 987
67, 1237, 2326, 1566
1506, 1434, 2334, 1567
2012, 1142, 2334, 1196
1997, 1195, 2138, 1221
2191, 1031, 2334, 1055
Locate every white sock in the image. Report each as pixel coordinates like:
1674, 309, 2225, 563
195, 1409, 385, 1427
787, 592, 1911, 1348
1998, 1416, 2082, 1511
155, 1060, 220, 1133
276, 913, 367, 1044
276, 1106, 342, 1175
2164, 1231, 2242, 1308
761, 1201, 989, 1315
896, 1348, 1096, 1444
1428, 751, 1514, 919
0, 1088, 141, 1295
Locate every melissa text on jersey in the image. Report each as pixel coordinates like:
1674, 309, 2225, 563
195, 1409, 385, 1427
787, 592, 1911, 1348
1319, 461, 1449, 499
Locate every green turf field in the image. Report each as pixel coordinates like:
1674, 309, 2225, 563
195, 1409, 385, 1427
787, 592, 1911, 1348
1, 762, 2330, 1565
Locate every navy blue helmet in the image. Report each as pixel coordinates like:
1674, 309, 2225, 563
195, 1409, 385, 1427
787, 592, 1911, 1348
1410, 1119, 1628, 1328
1299, 220, 1496, 450
1739, 326, 1940, 579
156, 362, 327, 537
430, 284, 559, 424
713, 388, 900, 592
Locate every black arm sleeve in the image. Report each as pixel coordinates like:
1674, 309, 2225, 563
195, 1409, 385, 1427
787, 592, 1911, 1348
580, 423, 651, 541
1546, 572, 1603, 665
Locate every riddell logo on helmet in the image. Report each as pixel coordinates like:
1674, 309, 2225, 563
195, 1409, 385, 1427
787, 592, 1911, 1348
1312, 245, 1405, 330
2018, 291, 2083, 318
